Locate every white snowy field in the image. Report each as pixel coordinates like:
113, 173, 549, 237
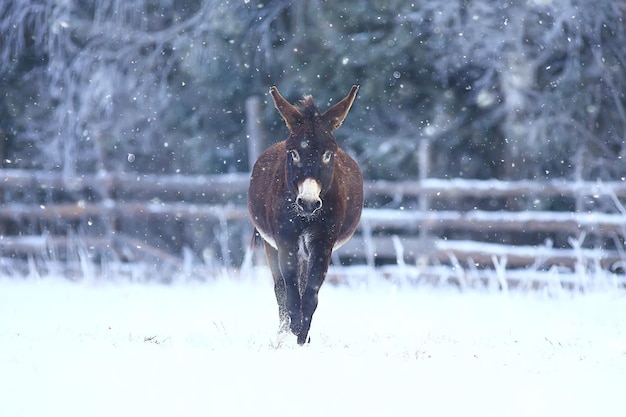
1, 271, 625, 417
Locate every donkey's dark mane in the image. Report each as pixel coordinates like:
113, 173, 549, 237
296, 96, 321, 120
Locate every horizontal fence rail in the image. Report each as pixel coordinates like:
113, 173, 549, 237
4, 169, 626, 199
1, 204, 624, 235
0, 202, 248, 221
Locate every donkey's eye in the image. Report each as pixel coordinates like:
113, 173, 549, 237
289, 150, 300, 163
322, 150, 334, 164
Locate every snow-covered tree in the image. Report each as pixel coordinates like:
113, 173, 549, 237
1, 0, 624, 181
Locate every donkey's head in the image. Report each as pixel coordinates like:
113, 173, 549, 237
269, 85, 359, 218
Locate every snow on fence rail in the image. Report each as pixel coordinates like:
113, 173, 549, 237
366, 177, 626, 199
1, 169, 625, 286
4, 168, 626, 199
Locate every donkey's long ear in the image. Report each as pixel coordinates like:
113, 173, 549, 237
270, 86, 302, 131
322, 85, 359, 131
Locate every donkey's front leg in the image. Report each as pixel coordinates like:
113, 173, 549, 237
278, 248, 302, 336
298, 247, 332, 345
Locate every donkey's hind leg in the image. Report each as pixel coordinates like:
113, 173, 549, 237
264, 243, 289, 333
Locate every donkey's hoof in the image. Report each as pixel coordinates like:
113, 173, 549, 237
296, 333, 311, 345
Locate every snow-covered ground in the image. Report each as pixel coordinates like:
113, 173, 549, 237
1, 271, 625, 417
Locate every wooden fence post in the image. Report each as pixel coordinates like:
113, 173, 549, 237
418, 136, 432, 252
418, 138, 431, 243
574, 148, 584, 212
418, 138, 431, 212
246, 96, 265, 171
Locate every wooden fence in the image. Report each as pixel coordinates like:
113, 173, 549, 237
1, 168, 625, 287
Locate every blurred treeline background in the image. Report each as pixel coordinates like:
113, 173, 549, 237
2, 0, 625, 181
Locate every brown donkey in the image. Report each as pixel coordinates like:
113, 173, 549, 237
248, 86, 363, 344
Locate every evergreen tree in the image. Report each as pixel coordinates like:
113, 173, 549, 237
1, 0, 624, 181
